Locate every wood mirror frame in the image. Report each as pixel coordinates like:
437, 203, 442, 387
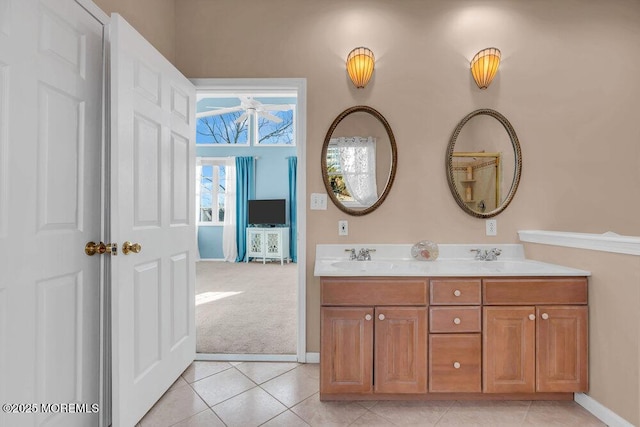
446, 109, 522, 218
321, 105, 398, 216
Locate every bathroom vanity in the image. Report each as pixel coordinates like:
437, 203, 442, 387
315, 244, 590, 401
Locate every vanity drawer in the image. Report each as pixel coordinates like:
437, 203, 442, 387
429, 307, 481, 333
429, 334, 481, 393
430, 279, 481, 305
483, 278, 588, 305
321, 278, 428, 306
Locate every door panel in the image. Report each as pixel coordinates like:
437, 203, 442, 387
483, 307, 535, 393
110, 14, 196, 427
374, 307, 427, 394
320, 307, 373, 394
537, 306, 588, 392
0, 1, 103, 426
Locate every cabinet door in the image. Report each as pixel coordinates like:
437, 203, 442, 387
247, 229, 264, 257
537, 306, 588, 392
321, 307, 373, 394
374, 307, 427, 393
483, 307, 536, 393
265, 229, 282, 257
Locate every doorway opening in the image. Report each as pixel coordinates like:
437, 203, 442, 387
192, 79, 306, 362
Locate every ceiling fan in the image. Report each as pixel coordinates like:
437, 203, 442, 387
196, 96, 292, 124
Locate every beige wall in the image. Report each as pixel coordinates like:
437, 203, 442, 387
92, 0, 176, 63
524, 243, 640, 425
93, 0, 640, 423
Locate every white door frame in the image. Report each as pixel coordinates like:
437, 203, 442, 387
192, 78, 307, 363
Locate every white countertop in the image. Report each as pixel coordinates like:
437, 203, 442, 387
314, 244, 591, 277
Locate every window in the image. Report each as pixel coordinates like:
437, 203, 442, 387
325, 137, 378, 208
325, 143, 356, 205
256, 108, 294, 145
196, 95, 296, 146
198, 159, 227, 225
196, 111, 249, 145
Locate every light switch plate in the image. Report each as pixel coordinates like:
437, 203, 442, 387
310, 193, 327, 210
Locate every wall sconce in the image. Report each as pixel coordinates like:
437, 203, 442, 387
346, 47, 375, 88
470, 47, 501, 89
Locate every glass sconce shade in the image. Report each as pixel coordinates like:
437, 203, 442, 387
470, 47, 501, 89
346, 47, 375, 88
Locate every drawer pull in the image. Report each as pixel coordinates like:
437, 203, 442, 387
453, 362, 461, 369
541, 313, 549, 320
378, 314, 385, 321
529, 314, 536, 321
365, 314, 372, 321
453, 317, 461, 325
453, 289, 462, 297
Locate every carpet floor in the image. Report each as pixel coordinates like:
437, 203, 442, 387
195, 260, 297, 354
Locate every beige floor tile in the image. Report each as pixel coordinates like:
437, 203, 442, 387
167, 376, 190, 393
138, 386, 208, 427
191, 368, 256, 406
523, 401, 606, 426
171, 409, 225, 427
350, 410, 397, 426
261, 364, 320, 407
212, 387, 287, 427
290, 393, 368, 426
261, 410, 310, 427
295, 362, 319, 379
437, 400, 531, 426
235, 361, 299, 384
368, 400, 452, 426
181, 361, 233, 383
357, 400, 379, 409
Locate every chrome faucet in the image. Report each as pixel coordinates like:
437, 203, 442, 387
357, 248, 376, 261
470, 248, 501, 261
345, 248, 357, 260
470, 248, 487, 260
485, 248, 502, 261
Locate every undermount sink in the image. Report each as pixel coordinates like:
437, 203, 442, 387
331, 260, 396, 272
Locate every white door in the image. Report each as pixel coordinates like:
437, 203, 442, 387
0, 0, 104, 426
110, 14, 196, 427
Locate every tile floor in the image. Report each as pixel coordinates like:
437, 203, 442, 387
138, 361, 606, 427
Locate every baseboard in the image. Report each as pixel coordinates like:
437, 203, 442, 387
305, 352, 319, 363
196, 353, 298, 362
574, 393, 634, 427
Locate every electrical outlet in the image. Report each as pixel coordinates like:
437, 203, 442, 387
338, 220, 348, 236
486, 219, 497, 236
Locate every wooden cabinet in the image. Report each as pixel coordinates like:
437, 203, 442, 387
320, 307, 373, 394
483, 278, 588, 394
428, 279, 482, 393
320, 275, 589, 400
536, 306, 588, 392
483, 307, 536, 393
374, 307, 427, 393
320, 278, 427, 396
246, 227, 290, 264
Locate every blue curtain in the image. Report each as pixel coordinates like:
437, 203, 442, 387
235, 157, 255, 262
288, 156, 297, 262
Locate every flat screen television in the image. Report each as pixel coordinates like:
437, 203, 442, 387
248, 199, 286, 226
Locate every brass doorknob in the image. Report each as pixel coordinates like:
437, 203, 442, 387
85, 241, 118, 256
122, 241, 142, 255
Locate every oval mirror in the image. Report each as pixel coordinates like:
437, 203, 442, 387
446, 109, 522, 218
321, 105, 397, 216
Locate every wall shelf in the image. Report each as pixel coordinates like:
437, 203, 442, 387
518, 230, 640, 256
